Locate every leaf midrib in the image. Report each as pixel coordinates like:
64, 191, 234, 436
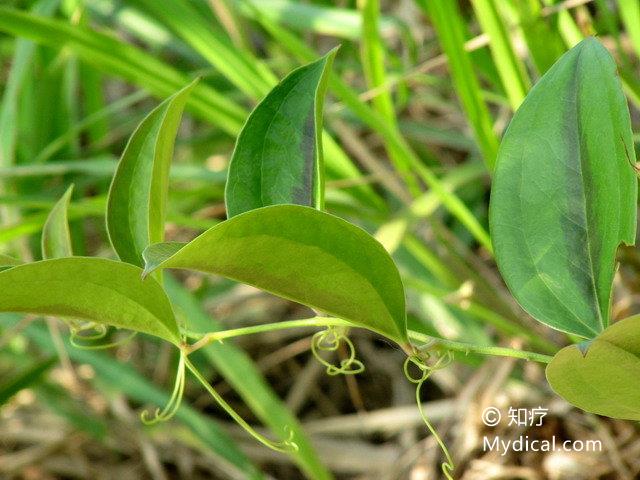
572, 46, 605, 332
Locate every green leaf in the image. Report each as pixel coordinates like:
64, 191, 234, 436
41, 184, 74, 259
546, 315, 640, 420
225, 50, 337, 217
144, 205, 407, 343
490, 38, 637, 338
107, 79, 198, 267
0, 258, 180, 345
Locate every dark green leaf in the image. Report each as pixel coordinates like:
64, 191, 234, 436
490, 38, 637, 338
0, 258, 180, 344
225, 50, 337, 217
144, 205, 407, 343
107, 79, 198, 266
41, 184, 73, 259
546, 315, 640, 420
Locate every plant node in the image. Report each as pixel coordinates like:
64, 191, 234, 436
311, 326, 364, 376
403, 350, 455, 480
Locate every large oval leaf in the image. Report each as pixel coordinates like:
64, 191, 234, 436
0, 258, 180, 345
107, 79, 198, 267
490, 38, 637, 338
143, 205, 407, 343
546, 315, 640, 420
224, 50, 336, 217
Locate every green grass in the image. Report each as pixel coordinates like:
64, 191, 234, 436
0, 1, 639, 478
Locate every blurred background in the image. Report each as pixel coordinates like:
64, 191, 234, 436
1, 0, 640, 479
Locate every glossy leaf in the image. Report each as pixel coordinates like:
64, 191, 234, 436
225, 50, 336, 217
0, 258, 180, 345
546, 315, 640, 420
144, 205, 407, 343
490, 38, 637, 338
107, 79, 198, 266
41, 184, 73, 259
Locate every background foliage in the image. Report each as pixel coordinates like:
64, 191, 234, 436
1, 0, 640, 479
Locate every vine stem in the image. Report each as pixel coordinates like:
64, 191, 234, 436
183, 316, 352, 354
408, 330, 553, 364
183, 316, 554, 363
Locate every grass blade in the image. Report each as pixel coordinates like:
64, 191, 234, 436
618, 0, 640, 58
470, 0, 530, 108
0, 7, 245, 134
358, 0, 419, 196
416, 0, 499, 170
235, 0, 399, 40
127, 0, 276, 97
0, 356, 56, 405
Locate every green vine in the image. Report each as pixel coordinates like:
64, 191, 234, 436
404, 350, 455, 480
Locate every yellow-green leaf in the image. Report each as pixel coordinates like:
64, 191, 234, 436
143, 205, 407, 343
0, 258, 181, 345
107, 79, 198, 267
546, 315, 640, 420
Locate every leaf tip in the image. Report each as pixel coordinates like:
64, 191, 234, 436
140, 266, 152, 281
576, 340, 593, 357
64, 183, 75, 197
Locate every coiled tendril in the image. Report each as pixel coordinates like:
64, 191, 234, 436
69, 323, 137, 350
141, 352, 186, 425
404, 350, 455, 480
311, 326, 364, 376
